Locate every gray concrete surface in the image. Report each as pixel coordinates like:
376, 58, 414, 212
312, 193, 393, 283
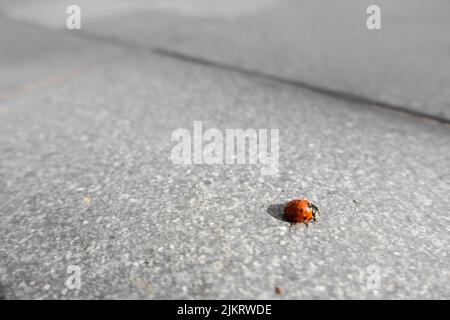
0, 2, 449, 300
0, 19, 125, 92
3, 0, 449, 120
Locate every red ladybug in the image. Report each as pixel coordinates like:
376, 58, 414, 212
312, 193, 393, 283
284, 198, 320, 227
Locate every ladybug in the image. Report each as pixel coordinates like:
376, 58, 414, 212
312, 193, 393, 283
283, 198, 320, 227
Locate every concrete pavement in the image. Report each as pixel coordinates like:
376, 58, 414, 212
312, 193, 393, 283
0, 1, 449, 299
3, 0, 450, 121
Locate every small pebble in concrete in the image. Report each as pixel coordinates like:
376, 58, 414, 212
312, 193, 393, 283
275, 287, 284, 295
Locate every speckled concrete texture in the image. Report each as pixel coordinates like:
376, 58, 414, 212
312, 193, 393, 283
1, 46, 449, 298
0, 2, 449, 300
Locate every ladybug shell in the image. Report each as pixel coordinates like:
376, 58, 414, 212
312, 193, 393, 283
284, 199, 314, 223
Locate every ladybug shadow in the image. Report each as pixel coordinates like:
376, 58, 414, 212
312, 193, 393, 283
267, 203, 290, 223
